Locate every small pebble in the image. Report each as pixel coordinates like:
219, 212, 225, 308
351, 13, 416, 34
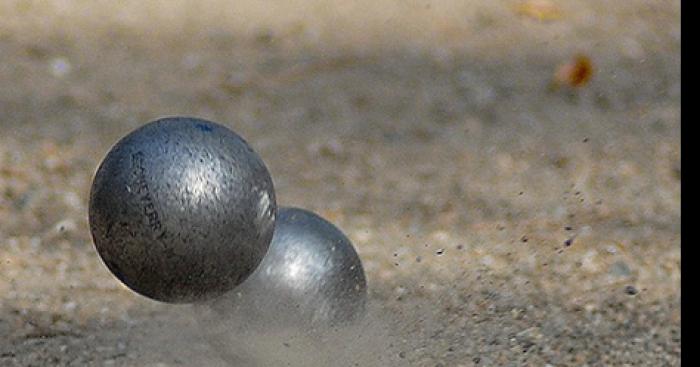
49, 57, 72, 78
610, 261, 632, 277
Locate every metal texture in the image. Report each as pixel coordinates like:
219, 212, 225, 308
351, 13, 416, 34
89, 117, 276, 303
195, 207, 367, 366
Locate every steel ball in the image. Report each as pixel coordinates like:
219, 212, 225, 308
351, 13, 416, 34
89, 117, 276, 303
195, 207, 367, 366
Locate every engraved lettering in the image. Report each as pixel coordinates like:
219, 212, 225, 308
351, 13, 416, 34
131, 152, 164, 235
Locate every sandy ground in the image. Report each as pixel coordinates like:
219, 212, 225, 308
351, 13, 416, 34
0, 0, 680, 366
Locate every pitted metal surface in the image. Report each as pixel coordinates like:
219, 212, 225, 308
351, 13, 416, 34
89, 117, 276, 303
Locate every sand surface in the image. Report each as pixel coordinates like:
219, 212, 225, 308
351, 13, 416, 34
0, 1, 680, 366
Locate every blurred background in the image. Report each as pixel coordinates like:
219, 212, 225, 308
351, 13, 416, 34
0, 0, 680, 366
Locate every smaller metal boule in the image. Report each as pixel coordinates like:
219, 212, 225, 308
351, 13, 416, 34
89, 117, 276, 303
195, 207, 367, 366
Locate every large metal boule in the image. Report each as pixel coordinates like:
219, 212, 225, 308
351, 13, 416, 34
89, 116, 276, 303
196, 207, 367, 366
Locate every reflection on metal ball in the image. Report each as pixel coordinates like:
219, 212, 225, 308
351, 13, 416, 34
89, 117, 276, 303
195, 207, 367, 366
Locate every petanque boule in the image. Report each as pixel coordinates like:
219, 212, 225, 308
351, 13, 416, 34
195, 207, 368, 366
89, 117, 276, 303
